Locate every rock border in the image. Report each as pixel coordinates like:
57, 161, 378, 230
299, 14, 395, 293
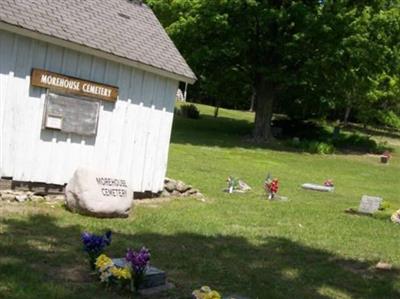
1, 177, 203, 203
0, 189, 64, 203
161, 178, 203, 198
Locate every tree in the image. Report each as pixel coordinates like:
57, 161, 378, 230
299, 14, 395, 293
315, 2, 400, 127
147, 0, 400, 138
148, 0, 323, 141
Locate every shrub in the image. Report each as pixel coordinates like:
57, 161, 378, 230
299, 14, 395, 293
376, 111, 400, 129
179, 104, 200, 119
332, 133, 388, 154
286, 139, 335, 154
308, 141, 335, 154
379, 201, 391, 211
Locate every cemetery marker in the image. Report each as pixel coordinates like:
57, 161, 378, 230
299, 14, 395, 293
358, 195, 382, 214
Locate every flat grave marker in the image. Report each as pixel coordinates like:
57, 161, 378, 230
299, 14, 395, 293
113, 258, 167, 289
301, 183, 334, 192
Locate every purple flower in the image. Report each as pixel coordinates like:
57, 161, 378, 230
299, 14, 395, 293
125, 247, 151, 274
81, 230, 112, 256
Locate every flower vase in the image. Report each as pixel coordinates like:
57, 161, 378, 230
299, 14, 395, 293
133, 271, 145, 292
89, 256, 97, 271
88, 252, 102, 272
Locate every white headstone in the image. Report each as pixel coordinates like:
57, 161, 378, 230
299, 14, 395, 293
358, 195, 382, 214
65, 167, 133, 218
302, 183, 334, 192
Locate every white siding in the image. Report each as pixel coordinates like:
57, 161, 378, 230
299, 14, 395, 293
0, 30, 178, 192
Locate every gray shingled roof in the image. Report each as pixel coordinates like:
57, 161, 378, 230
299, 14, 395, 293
0, 0, 196, 82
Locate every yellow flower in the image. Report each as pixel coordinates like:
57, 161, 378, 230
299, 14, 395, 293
95, 254, 113, 270
204, 291, 221, 299
110, 266, 132, 280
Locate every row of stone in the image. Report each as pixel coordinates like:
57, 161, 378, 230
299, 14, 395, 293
0, 177, 202, 204
161, 178, 203, 198
0, 190, 64, 203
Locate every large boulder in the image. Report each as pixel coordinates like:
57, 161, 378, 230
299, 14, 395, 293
65, 167, 133, 218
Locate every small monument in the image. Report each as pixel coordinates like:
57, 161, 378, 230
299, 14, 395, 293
380, 151, 391, 164
358, 195, 382, 214
224, 176, 251, 194
65, 167, 133, 218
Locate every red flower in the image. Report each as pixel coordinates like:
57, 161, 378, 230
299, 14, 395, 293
324, 179, 334, 187
265, 179, 279, 194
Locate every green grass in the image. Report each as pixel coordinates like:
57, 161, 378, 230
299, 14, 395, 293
1, 103, 400, 299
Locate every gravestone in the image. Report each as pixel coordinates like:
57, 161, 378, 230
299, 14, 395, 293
302, 183, 334, 192
113, 258, 166, 289
358, 195, 382, 214
225, 179, 251, 193
65, 167, 133, 218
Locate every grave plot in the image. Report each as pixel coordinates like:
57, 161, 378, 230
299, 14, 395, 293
301, 179, 335, 192
224, 176, 252, 194
81, 231, 173, 296
345, 195, 383, 215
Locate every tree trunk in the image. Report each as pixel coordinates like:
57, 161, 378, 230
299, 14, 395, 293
249, 87, 256, 112
343, 106, 351, 126
214, 105, 219, 118
253, 79, 275, 142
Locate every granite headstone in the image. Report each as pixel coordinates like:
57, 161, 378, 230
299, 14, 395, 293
358, 195, 382, 214
112, 258, 166, 289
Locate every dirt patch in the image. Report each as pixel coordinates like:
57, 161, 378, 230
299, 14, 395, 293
39, 264, 92, 283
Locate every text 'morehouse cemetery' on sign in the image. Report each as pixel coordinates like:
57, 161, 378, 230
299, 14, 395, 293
31, 69, 119, 102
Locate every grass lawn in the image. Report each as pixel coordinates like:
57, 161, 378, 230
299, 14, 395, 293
1, 103, 400, 299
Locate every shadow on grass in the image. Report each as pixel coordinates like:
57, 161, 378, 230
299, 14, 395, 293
171, 115, 393, 155
346, 124, 400, 140
1, 214, 399, 298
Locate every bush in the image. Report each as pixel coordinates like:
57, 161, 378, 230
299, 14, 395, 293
332, 133, 386, 154
375, 111, 400, 129
379, 201, 391, 211
179, 104, 200, 119
286, 139, 335, 154
307, 141, 335, 154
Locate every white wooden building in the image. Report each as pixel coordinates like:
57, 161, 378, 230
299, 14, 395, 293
0, 0, 196, 192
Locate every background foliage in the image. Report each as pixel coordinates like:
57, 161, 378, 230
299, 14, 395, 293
146, 0, 400, 132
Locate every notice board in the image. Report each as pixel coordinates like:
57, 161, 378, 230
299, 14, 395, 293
43, 93, 100, 136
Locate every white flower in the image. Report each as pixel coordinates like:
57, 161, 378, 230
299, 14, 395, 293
100, 270, 112, 282
391, 209, 400, 224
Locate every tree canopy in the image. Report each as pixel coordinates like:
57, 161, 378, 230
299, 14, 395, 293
146, 0, 400, 139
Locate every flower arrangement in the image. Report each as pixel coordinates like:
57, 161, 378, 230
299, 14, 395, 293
126, 247, 151, 291
81, 231, 112, 270
192, 286, 221, 299
324, 179, 334, 187
82, 231, 152, 293
264, 173, 279, 200
95, 254, 131, 288
226, 176, 239, 193
391, 209, 400, 224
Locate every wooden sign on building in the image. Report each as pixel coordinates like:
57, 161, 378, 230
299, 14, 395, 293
31, 69, 119, 102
